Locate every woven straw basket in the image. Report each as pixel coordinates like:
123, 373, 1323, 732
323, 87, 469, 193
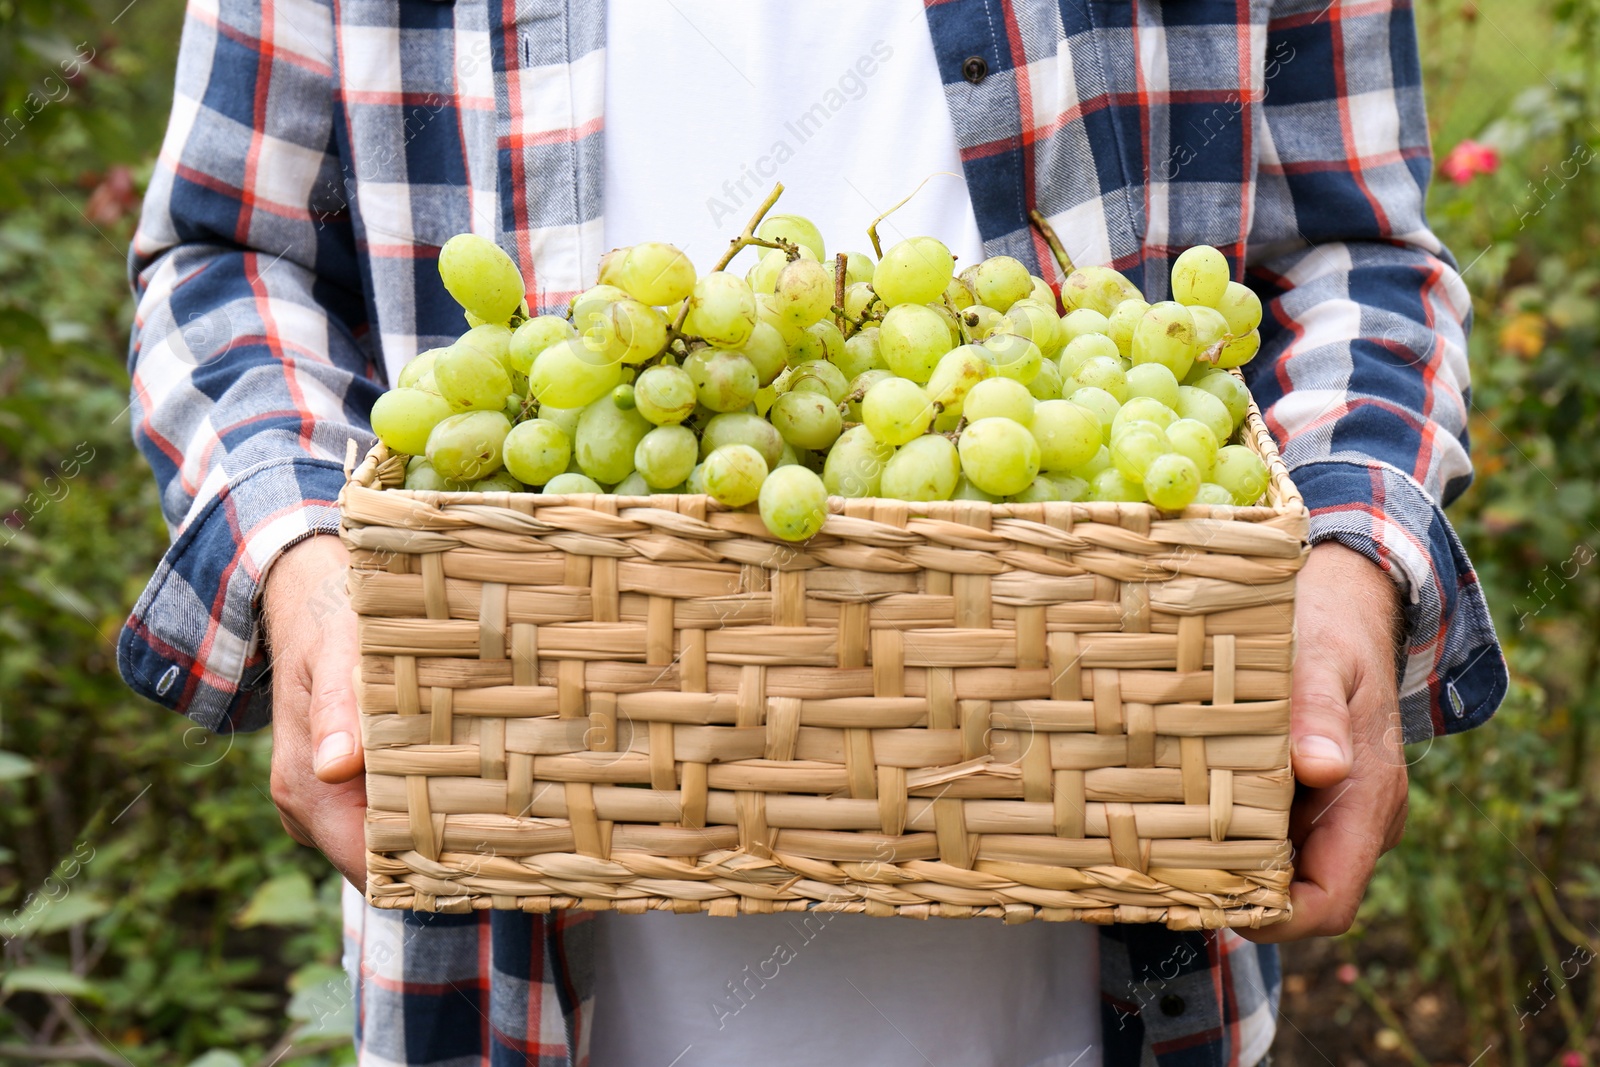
341, 398, 1307, 931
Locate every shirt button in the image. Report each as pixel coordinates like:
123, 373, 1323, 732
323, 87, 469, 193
1160, 994, 1186, 1017
962, 56, 988, 84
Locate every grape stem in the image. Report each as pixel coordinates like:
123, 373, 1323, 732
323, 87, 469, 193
1028, 208, 1076, 278
943, 292, 973, 345
660, 182, 790, 357
834, 253, 848, 336
866, 172, 960, 259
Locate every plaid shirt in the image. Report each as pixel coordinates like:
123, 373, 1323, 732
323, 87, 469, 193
122, 1, 1506, 1064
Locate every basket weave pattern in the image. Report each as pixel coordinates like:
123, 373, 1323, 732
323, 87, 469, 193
343, 409, 1307, 930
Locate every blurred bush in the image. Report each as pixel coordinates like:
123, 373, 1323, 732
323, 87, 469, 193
0, 0, 1596, 1064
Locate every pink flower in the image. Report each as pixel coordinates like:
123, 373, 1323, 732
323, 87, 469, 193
1335, 963, 1360, 985
1441, 139, 1500, 184
1559, 1052, 1583, 1067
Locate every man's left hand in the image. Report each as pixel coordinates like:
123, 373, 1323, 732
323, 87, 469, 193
1237, 541, 1411, 944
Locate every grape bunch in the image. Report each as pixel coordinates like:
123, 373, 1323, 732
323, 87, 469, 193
370, 193, 1272, 541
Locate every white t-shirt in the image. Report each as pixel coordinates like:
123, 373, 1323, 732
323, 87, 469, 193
595, 4, 1102, 1066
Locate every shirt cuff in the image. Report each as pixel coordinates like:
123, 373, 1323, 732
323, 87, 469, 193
117, 456, 357, 732
1290, 458, 1508, 744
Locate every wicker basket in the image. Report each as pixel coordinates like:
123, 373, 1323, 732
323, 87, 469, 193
341, 399, 1307, 931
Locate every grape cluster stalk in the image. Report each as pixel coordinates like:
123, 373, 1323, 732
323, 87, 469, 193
369, 184, 1271, 541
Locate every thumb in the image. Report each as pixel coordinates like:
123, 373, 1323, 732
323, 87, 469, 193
310, 612, 364, 783
1289, 651, 1355, 790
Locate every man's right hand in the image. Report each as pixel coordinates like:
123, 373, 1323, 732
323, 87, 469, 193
262, 534, 367, 887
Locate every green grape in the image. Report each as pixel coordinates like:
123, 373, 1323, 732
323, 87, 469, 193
1216, 281, 1263, 336
685, 349, 759, 412
1214, 329, 1260, 369
945, 276, 977, 310
539, 404, 583, 440
510, 316, 578, 375
634, 425, 699, 488
1047, 474, 1090, 502
1027, 358, 1064, 401
755, 292, 805, 347
1175, 385, 1233, 444
1068, 355, 1129, 402
879, 303, 951, 383
1113, 397, 1178, 433
528, 337, 623, 408
403, 457, 470, 492
702, 444, 768, 507
612, 471, 653, 495
371, 388, 454, 456
438, 233, 525, 324
823, 425, 893, 497
1164, 418, 1219, 480
785, 324, 826, 366
502, 393, 526, 423
963, 377, 1035, 425
699, 412, 784, 468
925, 345, 992, 414
982, 333, 1043, 384
836, 327, 888, 380
612, 384, 636, 410
463, 309, 489, 329
619, 242, 696, 306
1125, 362, 1181, 409
843, 251, 875, 285
758, 464, 829, 541
776, 443, 802, 467
1089, 468, 1146, 502
426, 410, 511, 481
1009, 476, 1061, 503
999, 301, 1064, 358
1109, 421, 1172, 482
862, 377, 936, 445
786, 359, 849, 403
963, 304, 1005, 340
1194, 482, 1234, 506
1029, 399, 1103, 472
928, 302, 963, 348
739, 320, 790, 386
746, 248, 794, 294
1213, 444, 1270, 505
597, 246, 628, 288
872, 236, 954, 307
544, 472, 604, 494
843, 368, 893, 423
806, 320, 846, 364
686, 272, 758, 348
1188, 369, 1251, 431
844, 282, 884, 323
1105, 297, 1150, 357
958, 417, 1041, 496
1143, 453, 1201, 510
434, 343, 514, 413
1170, 245, 1230, 307
1071, 444, 1112, 481
595, 298, 668, 364
757, 214, 825, 261
1131, 301, 1197, 379
971, 255, 1033, 313
685, 463, 708, 495
457, 323, 515, 373
952, 475, 1001, 502
1060, 265, 1141, 316
1058, 332, 1121, 379
1059, 308, 1112, 344
1029, 275, 1058, 310
881, 434, 961, 501
502, 418, 571, 486
772, 257, 834, 327
1188, 304, 1229, 353
574, 396, 652, 485
570, 285, 630, 333
398, 348, 444, 389
473, 470, 524, 493
1067, 387, 1120, 441
770, 390, 843, 451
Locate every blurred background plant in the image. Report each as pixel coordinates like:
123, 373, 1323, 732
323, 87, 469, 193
0, 0, 1595, 1064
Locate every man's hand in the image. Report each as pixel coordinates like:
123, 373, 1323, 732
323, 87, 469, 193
262, 534, 367, 887
1238, 541, 1410, 944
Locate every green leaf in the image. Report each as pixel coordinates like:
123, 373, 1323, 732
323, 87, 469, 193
0, 891, 108, 939
186, 1052, 247, 1067
1, 967, 102, 1002
0, 750, 37, 781
235, 871, 318, 928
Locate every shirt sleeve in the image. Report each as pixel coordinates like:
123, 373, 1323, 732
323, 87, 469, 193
117, 0, 381, 733
1243, 0, 1507, 743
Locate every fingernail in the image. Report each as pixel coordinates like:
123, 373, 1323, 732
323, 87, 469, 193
1294, 734, 1345, 764
316, 732, 354, 771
